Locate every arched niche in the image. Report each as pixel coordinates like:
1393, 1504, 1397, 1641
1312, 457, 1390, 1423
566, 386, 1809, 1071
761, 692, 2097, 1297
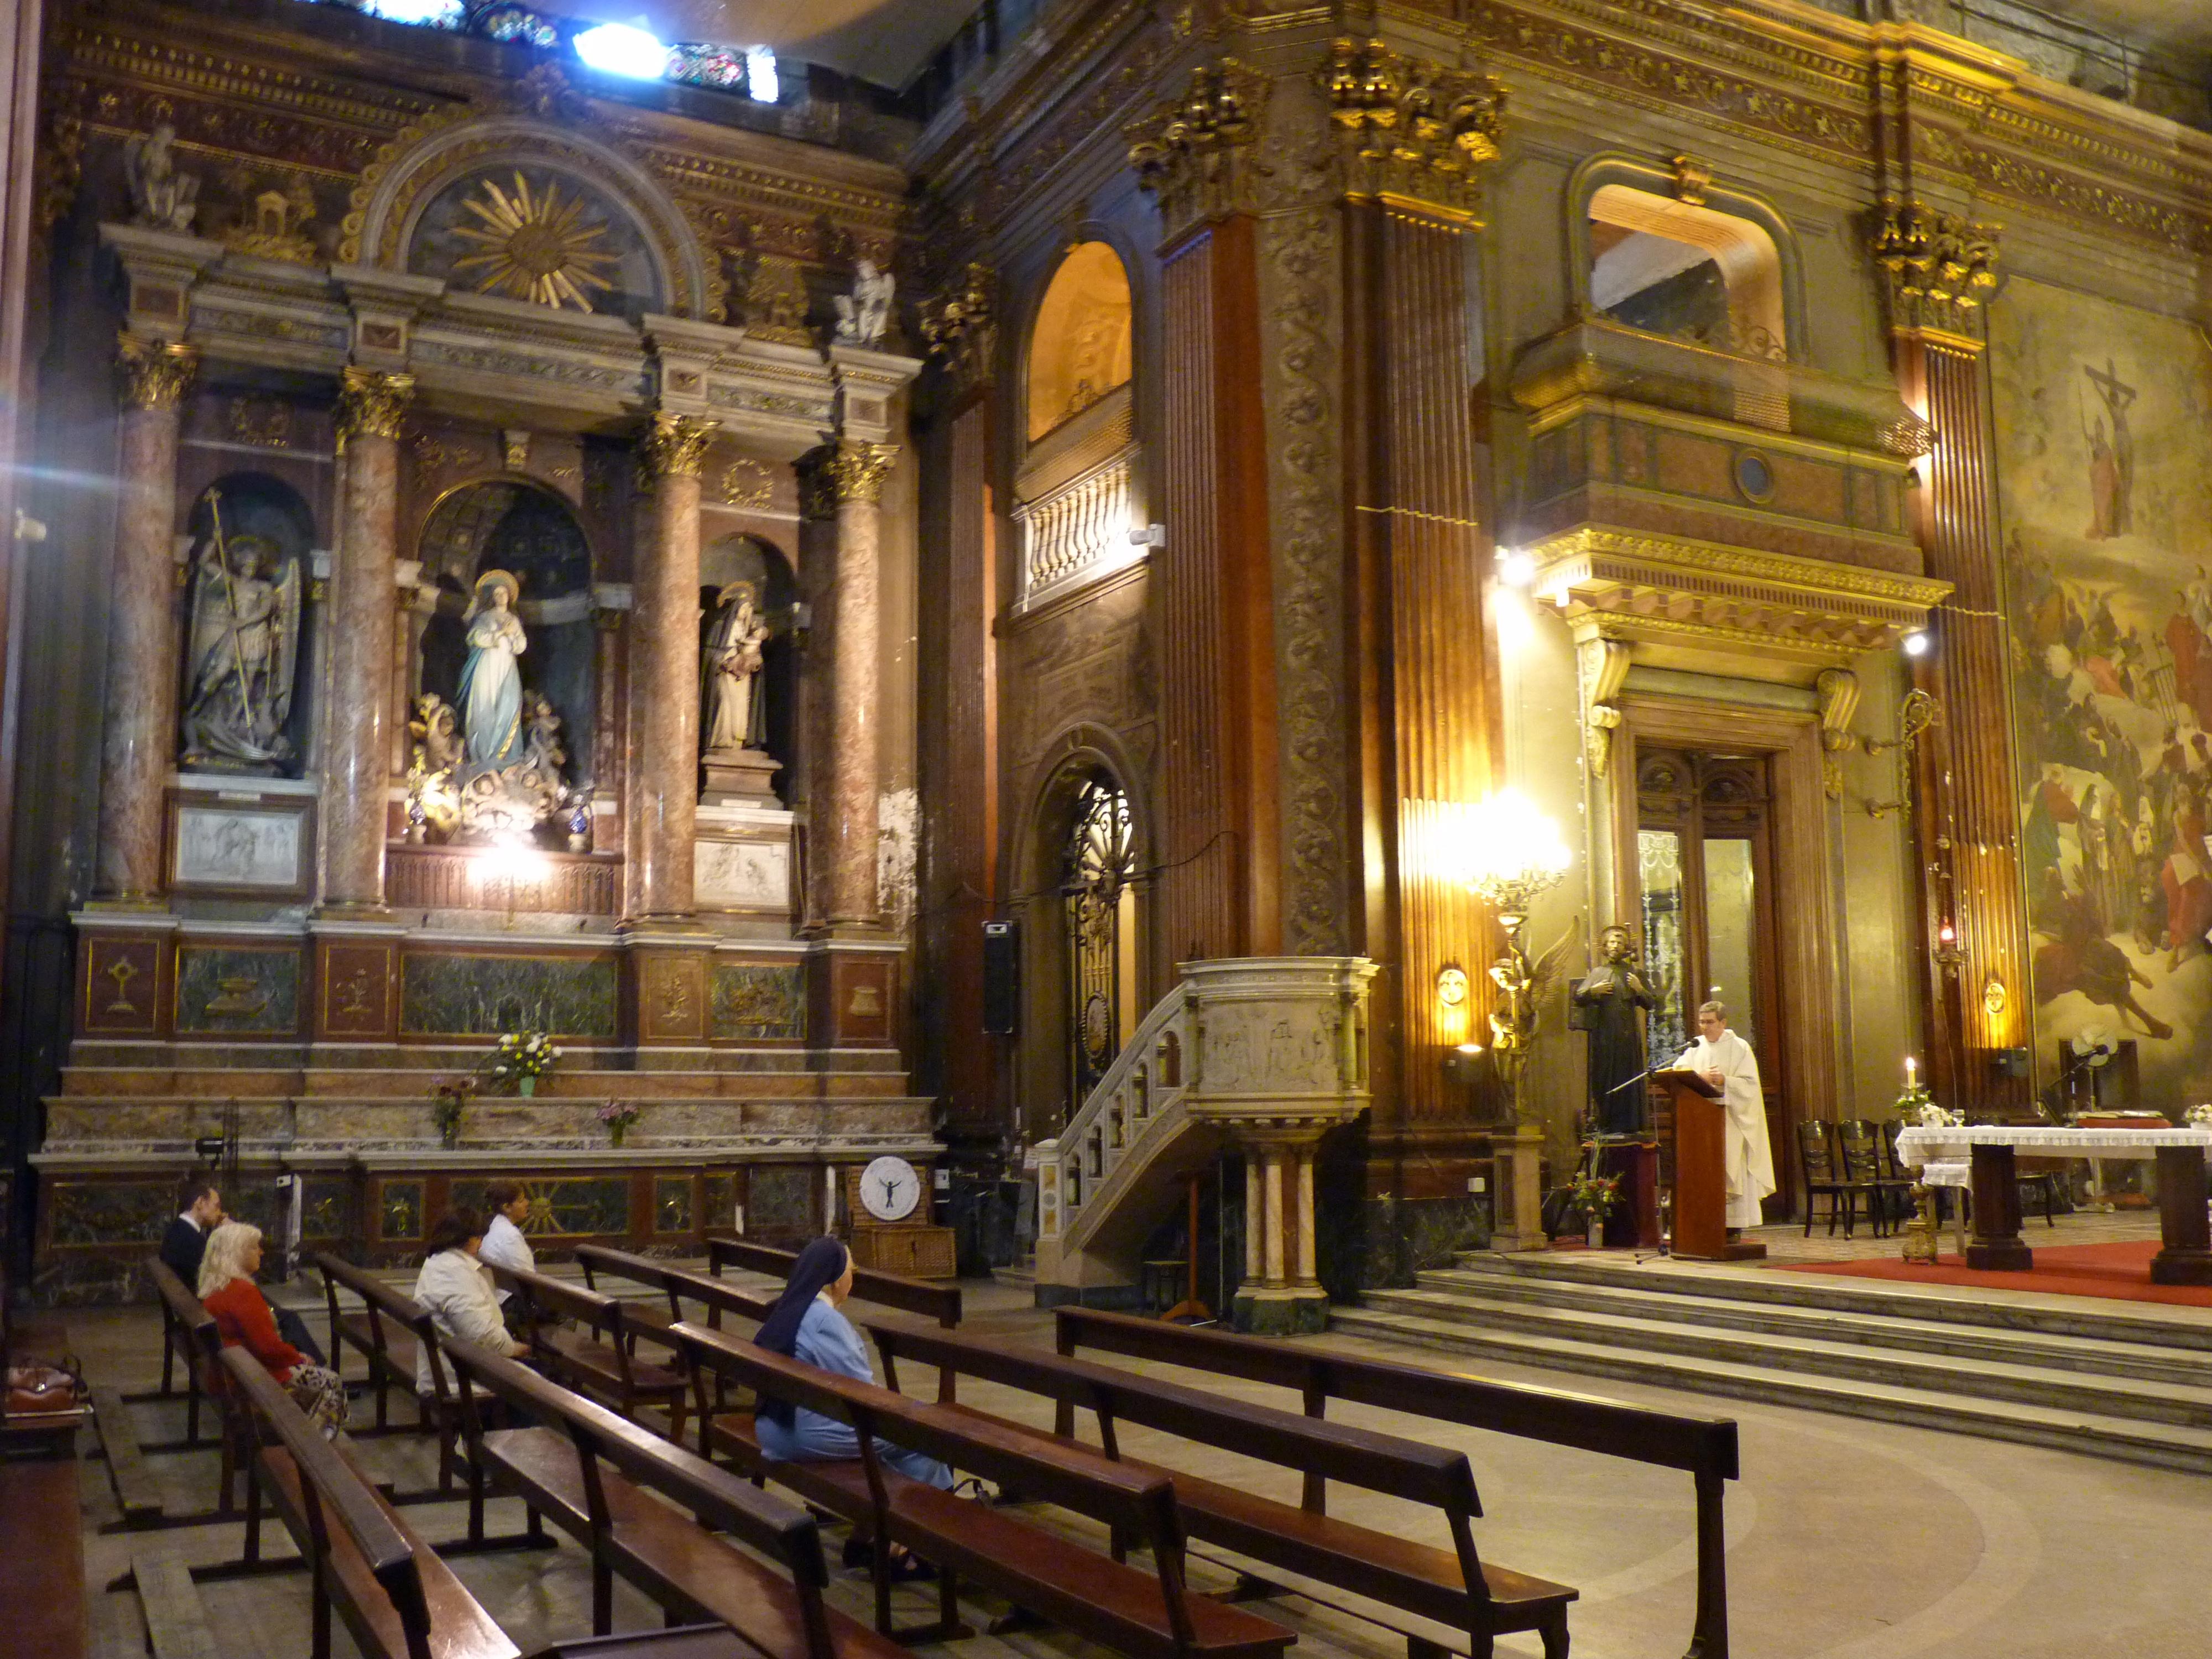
179, 473, 317, 776
700, 533, 799, 798
417, 481, 597, 787
1587, 184, 1785, 355
1026, 241, 1134, 443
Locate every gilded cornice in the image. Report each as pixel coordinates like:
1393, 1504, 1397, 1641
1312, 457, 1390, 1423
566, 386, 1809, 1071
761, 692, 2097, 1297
635, 412, 722, 487
1872, 196, 2002, 340
1127, 58, 1271, 242
115, 332, 197, 411
1326, 37, 1505, 219
333, 366, 415, 448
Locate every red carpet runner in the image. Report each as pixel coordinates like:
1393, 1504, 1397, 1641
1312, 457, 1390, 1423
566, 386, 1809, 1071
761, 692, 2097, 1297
1791, 1240, 2212, 1307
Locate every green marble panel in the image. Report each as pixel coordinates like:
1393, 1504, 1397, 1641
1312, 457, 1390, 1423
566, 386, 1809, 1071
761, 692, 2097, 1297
748, 1165, 816, 1234
45, 1182, 173, 1248
382, 1181, 424, 1241
654, 1177, 692, 1235
301, 1178, 351, 1241
176, 947, 300, 1032
400, 953, 617, 1037
710, 963, 805, 1041
702, 1173, 737, 1235
451, 1177, 628, 1239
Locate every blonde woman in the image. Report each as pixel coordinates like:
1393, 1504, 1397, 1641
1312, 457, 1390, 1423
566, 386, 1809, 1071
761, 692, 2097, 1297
198, 1220, 348, 1439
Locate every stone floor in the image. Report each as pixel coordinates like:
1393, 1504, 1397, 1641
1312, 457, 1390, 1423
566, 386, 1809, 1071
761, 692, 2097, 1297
50, 1273, 2212, 1659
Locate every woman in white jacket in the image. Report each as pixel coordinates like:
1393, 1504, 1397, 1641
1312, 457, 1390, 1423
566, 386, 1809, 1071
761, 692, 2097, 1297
411, 1207, 526, 1396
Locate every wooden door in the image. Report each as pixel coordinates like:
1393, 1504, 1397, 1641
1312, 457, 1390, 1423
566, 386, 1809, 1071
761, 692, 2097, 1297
1635, 749, 1791, 1218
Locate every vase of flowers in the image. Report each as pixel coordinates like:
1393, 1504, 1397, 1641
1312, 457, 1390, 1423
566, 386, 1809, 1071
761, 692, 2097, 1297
430, 1077, 477, 1150
598, 1100, 641, 1149
1566, 1167, 1620, 1248
493, 1030, 562, 1097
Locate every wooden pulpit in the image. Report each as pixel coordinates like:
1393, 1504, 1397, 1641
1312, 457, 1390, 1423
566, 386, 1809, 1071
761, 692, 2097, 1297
1654, 1068, 1767, 1262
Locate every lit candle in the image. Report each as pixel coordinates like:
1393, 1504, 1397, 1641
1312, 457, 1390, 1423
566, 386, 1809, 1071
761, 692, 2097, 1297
1906, 1056, 1917, 1091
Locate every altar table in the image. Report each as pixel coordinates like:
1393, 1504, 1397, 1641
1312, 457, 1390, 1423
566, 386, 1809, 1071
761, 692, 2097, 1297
1895, 1124, 2212, 1285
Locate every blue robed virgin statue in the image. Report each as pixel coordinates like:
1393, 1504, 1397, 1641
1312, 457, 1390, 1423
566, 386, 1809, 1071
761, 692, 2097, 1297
456, 568, 526, 768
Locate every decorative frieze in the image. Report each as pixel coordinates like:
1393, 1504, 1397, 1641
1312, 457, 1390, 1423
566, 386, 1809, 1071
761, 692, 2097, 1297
1325, 38, 1505, 218
1872, 196, 2002, 342
115, 332, 197, 410
333, 365, 415, 447
1125, 59, 1270, 243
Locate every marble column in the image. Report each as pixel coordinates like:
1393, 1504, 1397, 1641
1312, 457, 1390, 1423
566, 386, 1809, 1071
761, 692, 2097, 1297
811, 440, 898, 928
1296, 1150, 1317, 1288
1261, 1150, 1286, 1288
1245, 1156, 1263, 1283
93, 335, 197, 902
320, 367, 414, 912
627, 411, 718, 921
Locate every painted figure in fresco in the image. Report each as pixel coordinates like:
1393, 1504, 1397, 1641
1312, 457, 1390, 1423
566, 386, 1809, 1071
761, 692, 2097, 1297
181, 533, 300, 771
701, 580, 770, 755
2033, 868, 2174, 1040
457, 569, 526, 768
2082, 358, 2137, 540
1572, 924, 1657, 1136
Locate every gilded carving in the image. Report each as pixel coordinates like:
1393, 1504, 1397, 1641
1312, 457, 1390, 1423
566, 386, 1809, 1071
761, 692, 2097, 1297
227, 397, 293, 449
333, 366, 416, 448
222, 177, 317, 265
116, 333, 197, 411
1872, 196, 2001, 341
1579, 637, 1632, 780
1326, 38, 1505, 217
1814, 667, 1860, 802
738, 253, 812, 343
36, 109, 84, 232
717, 456, 774, 508
1125, 58, 1270, 241
918, 262, 996, 390
635, 412, 722, 487
809, 440, 899, 512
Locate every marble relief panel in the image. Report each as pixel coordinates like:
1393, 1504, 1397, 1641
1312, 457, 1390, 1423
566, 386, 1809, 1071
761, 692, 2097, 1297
176, 946, 300, 1034
710, 963, 806, 1041
400, 953, 618, 1037
44, 1181, 174, 1248
173, 802, 309, 891
748, 1164, 817, 1234
696, 837, 791, 910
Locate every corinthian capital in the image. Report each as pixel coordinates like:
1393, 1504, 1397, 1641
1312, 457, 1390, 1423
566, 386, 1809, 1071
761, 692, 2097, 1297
1125, 59, 1270, 243
335, 366, 416, 450
806, 440, 899, 515
1871, 196, 2002, 342
116, 333, 198, 411
1325, 38, 1505, 219
635, 411, 722, 489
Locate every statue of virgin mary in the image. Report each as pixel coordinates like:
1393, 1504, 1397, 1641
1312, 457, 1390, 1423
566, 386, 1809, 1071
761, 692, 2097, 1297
456, 569, 526, 768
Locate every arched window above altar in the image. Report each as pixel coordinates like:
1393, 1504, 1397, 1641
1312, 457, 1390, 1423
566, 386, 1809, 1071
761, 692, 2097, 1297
1026, 241, 1133, 444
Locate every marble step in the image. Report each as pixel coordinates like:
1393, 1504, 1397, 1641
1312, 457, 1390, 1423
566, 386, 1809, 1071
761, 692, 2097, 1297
1443, 1248, 2212, 1351
1359, 1285, 2212, 1427
1328, 1304, 2212, 1475
1408, 1266, 2212, 1386
59, 1065, 910, 1100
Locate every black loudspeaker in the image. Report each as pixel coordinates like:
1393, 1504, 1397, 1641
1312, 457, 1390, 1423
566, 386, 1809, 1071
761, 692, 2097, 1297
982, 921, 1019, 1035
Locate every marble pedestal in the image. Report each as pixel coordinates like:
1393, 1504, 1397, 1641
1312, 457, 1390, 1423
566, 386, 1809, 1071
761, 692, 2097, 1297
701, 747, 781, 805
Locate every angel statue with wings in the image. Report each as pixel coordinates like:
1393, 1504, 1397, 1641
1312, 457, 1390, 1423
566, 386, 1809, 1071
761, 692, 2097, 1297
180, 519, 299, 773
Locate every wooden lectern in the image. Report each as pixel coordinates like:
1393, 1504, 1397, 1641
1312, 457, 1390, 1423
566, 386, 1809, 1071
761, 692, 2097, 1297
1654, 1068, 1767, 1262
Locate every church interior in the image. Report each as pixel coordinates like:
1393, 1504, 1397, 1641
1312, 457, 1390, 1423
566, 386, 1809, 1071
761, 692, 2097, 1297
4, 1, 2212, 1655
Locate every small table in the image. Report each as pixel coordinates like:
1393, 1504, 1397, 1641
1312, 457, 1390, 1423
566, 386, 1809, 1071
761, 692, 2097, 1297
1895, 1124, 2212, 1285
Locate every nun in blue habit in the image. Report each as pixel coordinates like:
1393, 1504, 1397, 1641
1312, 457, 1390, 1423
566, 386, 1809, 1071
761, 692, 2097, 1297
753, 1236, 954, 1490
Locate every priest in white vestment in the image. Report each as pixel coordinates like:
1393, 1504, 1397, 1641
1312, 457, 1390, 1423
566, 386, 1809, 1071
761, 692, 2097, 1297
1676, 1000, 1776, 1232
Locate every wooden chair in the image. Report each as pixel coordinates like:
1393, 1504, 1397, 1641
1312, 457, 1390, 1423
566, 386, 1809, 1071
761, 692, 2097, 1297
1797, 1120, 1870, 1238
1834, 1120, 1899, 1238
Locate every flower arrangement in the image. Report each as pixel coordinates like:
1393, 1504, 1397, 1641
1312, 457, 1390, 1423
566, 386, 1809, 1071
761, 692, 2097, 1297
1566, 1168, 1620, 1226
597, 1100, 641, 1147
492, 1030, 562, 1095
430, 1076, 478, 1149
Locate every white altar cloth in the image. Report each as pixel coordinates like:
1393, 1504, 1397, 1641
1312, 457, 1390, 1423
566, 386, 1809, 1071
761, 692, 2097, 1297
1896, 1124, 2212, 1167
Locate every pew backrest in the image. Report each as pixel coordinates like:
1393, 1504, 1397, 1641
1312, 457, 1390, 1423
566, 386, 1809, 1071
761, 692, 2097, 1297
147, 1258, 218, 1360
439, 1333, 833, 1609
218, 1345, 434, 1659
577, 1244, 773, 1329
671, 1318, 1182, 1557
705, 1236, 960, 1328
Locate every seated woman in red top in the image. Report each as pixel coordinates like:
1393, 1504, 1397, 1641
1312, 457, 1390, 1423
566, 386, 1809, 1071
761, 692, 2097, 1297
197, 1220, 348, 1439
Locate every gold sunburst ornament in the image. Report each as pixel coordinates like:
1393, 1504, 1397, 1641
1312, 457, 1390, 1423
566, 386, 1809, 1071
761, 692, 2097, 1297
449, 171, 620, 311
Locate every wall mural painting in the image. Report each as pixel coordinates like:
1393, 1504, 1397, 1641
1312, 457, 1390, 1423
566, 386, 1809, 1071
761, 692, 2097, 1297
1993, 278, 2212, 1100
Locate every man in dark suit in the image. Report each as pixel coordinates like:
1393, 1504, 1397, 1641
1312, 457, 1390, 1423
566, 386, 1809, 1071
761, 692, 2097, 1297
160, 1177, 327, 1365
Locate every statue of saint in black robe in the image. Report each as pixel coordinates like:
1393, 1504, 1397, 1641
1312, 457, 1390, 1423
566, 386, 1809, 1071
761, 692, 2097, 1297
1572, 928, 1657, 1135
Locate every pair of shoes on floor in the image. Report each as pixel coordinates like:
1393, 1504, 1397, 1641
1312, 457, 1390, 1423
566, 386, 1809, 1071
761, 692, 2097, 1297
841, 1537, 937, 1581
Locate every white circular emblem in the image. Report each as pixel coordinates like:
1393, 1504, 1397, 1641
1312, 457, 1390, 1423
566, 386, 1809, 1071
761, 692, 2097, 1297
859, 1155, 921, 1223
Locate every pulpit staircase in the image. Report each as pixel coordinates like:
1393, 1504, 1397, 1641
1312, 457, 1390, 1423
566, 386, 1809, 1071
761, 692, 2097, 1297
1337, 1249, 2212, 1473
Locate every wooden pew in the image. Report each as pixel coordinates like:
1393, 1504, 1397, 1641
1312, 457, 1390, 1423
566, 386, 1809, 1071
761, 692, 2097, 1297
143, 1259, 259, 1521
868, 1323, 1573, 1659
144, 1258, 220, 1450
439, 1331, 905, 1659
217, 1343, 522, 1659
1058, 1307, 1740, 1659
314, 1251, 424, 1436
489, 1261, 688, 1442
0, 1457, 86, 1658
705, 1235, 960, 1328
673, 1319, 1293, 1659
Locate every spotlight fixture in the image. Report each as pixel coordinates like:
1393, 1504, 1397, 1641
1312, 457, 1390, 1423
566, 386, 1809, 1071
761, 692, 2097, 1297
575, 22, 670, 79
1496, 548, 1537, 588
1902, 630, 1931, 658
